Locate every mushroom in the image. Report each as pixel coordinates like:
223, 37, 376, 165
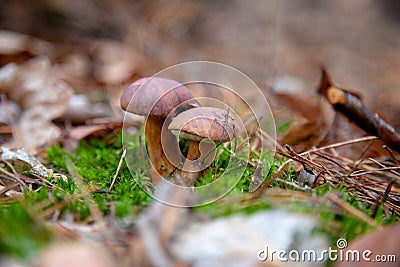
120, 77, 195, 181
168, 107, 243, 186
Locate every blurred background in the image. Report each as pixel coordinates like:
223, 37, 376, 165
1, 1, 400, 266
1, 0, 400, 151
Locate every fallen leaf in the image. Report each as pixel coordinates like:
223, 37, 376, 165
91, 40, 143, 85
0, 56, 73, 151
277, 92, 335, 152
59, 94, 111, 124
0, 30, 53, 56
0, 99, 21, 124
0, 185, 23, 198
1, 147, 67, 181
334, 224, 400, 267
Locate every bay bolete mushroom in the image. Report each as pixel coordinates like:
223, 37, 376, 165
120, 77, 195, 181
168, 106, 244, 185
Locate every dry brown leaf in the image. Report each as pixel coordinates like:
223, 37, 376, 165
275, 74, 391, 158
62, 123, 122, 152
0, 185, 23, 198
51, 52, 94, 88
334, 224, 400, 267
0, 99, 21, 124
59, 94, 111, 124
0, 56, 73, 151
277, 92, 335, 152
0, 30, 54, 56
91, 40, 144, 85
68, 124, 120, 140
1, 147, 67, 181
0, 63, 19, 88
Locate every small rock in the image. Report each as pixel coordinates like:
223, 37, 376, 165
170, 209, 328, 267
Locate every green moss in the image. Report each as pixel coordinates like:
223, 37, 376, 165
5, 132, 143, 226
197, 152, 398, 250
0, 203, 51, 259
0, 129, 398, 261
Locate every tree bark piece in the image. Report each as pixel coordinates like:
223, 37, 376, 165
318, 68, 400, 153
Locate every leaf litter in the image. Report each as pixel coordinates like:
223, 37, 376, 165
0, 1, 400, 266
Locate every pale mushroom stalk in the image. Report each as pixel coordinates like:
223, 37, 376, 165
181, 139, 214, 186
169, 107, 243, 186
182, 142, 201, 186
185, 141, 201, 163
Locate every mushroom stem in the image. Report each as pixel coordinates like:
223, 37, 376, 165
186, 141, 202, 161
145, 116, 176, 182
181, 141, 201, 186
180, 140, 216, 186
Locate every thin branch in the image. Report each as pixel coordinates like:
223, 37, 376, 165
371, 179, 395, 218
109, 149, 127, 191
383, 145, 400, 165
349, 166, 400, 177
318, 67, 400, 153
326, 193, 378, 228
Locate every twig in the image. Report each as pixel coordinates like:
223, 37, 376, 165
275, 136, 378, 174
235, 136, 251, 154
303, 136, 378, 155
286, 145, 325, 172
310, 151, 350, 170
251, 170, 279, 198
349, 139, 375, 176
349, 166, 400, 177
109, 149, 127, 191
318, 68, 400, 153
356, 140, 376, 162
371, 179, 395, 218
383, 145, 400, 165
0, 164, 26, 189
368, 157, 400, 178
30, 173, 58, 189
275, 178, 309, 191
0, 182, 19, 196
326, 193, 378, 228
344, 139, 376, 180
257, 128, 285, 153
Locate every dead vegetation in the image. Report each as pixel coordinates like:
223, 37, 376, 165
0, 1, 400, 266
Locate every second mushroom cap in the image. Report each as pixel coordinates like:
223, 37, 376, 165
168, 107, 244, 142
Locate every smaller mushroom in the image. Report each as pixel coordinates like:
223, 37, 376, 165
120, 77, 195, 182
168, 107, 243, 186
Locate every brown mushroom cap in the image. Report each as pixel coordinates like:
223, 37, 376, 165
120, 77, 193, 117
168, 107, 243, 142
